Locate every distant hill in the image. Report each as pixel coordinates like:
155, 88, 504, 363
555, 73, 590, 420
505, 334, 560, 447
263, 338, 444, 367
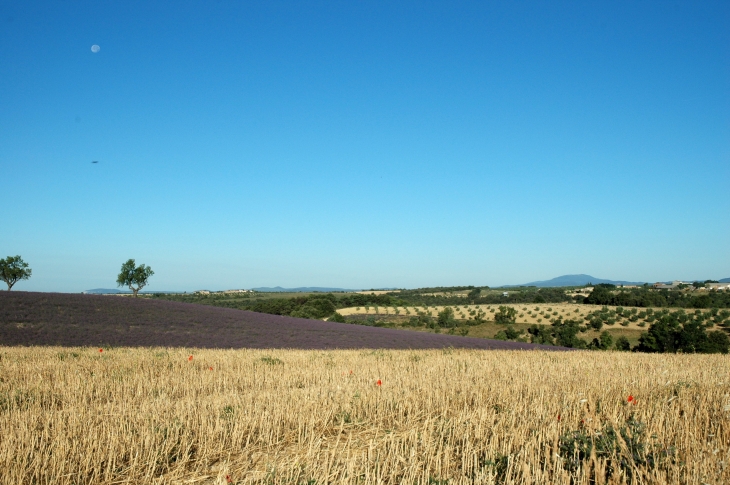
506, 274, 644, 288
252, 286, 358, 293
720, 278, 730, 283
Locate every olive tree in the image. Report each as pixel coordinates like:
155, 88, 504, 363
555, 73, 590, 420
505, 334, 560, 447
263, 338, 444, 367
116, 259, 154, 297
0, 255, 32, 290
437, 307, 457, 328
494, 305, 517, 325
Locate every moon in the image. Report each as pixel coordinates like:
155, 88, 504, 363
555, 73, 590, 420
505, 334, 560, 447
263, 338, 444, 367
91, 45, 100, 53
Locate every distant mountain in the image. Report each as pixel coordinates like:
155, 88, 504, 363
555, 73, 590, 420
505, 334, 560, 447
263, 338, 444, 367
505, 274, 644, 288
720, 278, 730, 283
252, 286, 357, 293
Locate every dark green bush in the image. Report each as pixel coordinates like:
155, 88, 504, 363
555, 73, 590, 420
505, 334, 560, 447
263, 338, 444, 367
437, 307, 457, 328
614, 336, 631, 351
636, 312, 730, 353
494, 306, 517, 325
330, 312, 346, 323
494, 325, 522, 341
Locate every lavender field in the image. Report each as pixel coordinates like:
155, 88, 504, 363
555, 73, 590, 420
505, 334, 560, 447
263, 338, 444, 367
0, 292, 563, 350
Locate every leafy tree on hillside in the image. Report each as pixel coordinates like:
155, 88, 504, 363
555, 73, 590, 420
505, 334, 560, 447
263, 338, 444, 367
494, 306, 517, 325
471, 309, 487, 325
614, 336, 631, 351
290, 295, 337, 319
551, 319, 587, 348
525, 317, 588, 348
467, 288, 481, 301
494, 325, 523, 340
116, 259, 154, 297
0, 255, 32, 290
330, 312, 346, 323
589, 331, 613, 350
437, 307, 457, 328
527, 325, 554, 345
408, 312, 434, 327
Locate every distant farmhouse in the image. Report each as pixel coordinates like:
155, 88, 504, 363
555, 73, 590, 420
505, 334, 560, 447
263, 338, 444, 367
703, 283, 730, 291
652, 281, 685, 290
651, 281, 730, 291
566, 287, 594, 296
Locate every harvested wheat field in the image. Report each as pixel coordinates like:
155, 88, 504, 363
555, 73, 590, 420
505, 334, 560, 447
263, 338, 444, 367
1, 347, 728, 484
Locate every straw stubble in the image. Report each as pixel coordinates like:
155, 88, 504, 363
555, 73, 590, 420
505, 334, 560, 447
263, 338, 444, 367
0, 347, 727, 484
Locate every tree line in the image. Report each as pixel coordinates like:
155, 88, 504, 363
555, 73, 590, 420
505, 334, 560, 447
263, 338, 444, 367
584, 284, 730, 309
154, 291, 404, 320
393, 287, 573, 306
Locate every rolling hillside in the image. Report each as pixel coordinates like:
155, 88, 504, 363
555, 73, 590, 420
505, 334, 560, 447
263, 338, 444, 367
0, 292, 562, 350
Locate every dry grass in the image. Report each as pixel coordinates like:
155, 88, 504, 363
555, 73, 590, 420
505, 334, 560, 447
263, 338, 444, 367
1, 347, 728, 484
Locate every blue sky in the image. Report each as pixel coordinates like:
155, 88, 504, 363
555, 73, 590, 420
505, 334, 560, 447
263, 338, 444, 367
1, 1, 728, 292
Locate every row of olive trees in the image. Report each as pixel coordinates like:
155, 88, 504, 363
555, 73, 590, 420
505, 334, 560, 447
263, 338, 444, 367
1, 255, 153, 298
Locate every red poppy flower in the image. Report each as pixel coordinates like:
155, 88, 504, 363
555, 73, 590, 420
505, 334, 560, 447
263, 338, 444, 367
349, 370, 353, 375
209, 366, 213, 371
557, 414, 561, 421
226, 475, 232, 483
376, 379, 382, 386
188, 355, 193, 361
627, 395, 635, 403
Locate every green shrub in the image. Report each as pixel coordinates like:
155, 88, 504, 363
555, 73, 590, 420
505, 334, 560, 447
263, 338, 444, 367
614, 336, 631, 351
636, 313, 730, 353
494, 306, 517, 325
290, 296, 337, 319
470, 310, 487, 325
437, 307, 457, 328
330, 312, 346, 323
558, 416, 672, 479
494, 325, 522, 341
527, 325, 553, 345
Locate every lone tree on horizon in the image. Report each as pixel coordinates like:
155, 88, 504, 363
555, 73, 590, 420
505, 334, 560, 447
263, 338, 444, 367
0, 255, 32, 290
116, 259, 154, 297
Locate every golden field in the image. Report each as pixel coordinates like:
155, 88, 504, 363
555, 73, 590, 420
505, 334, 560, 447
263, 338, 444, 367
1, 347, 728, 484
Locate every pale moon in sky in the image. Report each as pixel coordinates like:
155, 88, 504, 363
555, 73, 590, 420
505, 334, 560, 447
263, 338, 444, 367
91, 45, 100, 53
